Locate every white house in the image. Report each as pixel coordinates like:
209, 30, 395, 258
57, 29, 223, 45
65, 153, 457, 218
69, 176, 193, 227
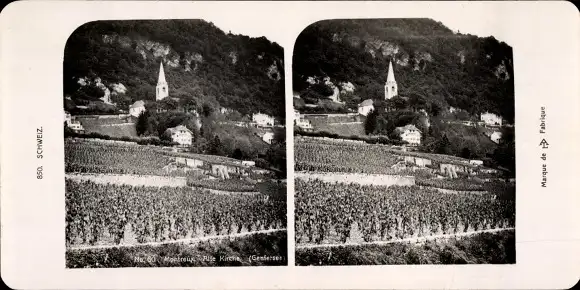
241, 161, 256, 167
293, 109, 300, 121
395, 124, 422, 146
490, 131, 502, 144
481, 112, 502, 126
296, 119, 313, 131
129, 100, 146, 117
220, 107, 233, 114
64, 111, 72, 124
358, 99, 374, 116
164, 125, 193, 147
252, 113, 275, 127
64, 111, 85, 133
67, 121, 85, 133
262, 132, 275, 144
293, 110, 313, 131
469, 160, 484, 166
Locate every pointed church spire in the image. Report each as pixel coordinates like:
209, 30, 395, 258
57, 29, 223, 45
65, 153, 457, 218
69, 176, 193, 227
384, 60, 398, 100
387, 60, 396, 83
158, 61, 167, 85
156, 61, 169, 101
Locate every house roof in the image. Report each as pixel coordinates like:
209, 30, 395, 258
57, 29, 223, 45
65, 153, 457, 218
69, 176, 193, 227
130, 100, 145, 109
358, 99, 374, 107
395, 124, 420, 133
166, 125, 192, 134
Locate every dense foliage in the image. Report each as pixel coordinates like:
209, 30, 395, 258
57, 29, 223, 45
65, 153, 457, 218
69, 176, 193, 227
65, 138, 284, 177
186, 177, 257, 192
295, 142, 402, 174
65, 139, 177, 176
293, 19, 514, 123
296, 230, 515, 265
64, 19, 285, 117
295, 138, 481, 175
65, 179, 286, 246
295, 179, 515, 245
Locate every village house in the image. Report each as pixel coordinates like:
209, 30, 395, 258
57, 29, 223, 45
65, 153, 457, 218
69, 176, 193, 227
469, 160, 484, 166
481, 112, 503, 126
252, 113, 275, 127
129, 100, 146, 117
64, 111, 72, 124
241, 160, 256, 167
358, 99, 374, 116
220, 107, 233, 114
485, 130, 503, 144
164, 125, 193, 147
293, 110, 313, 131
490, 131, 502, 143
262, 132, 275, 144
64, 111, 85, 133
395, 124, 422, 146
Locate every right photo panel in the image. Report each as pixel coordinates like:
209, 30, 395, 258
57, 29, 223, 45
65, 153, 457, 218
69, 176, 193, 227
293, 18, 516, 266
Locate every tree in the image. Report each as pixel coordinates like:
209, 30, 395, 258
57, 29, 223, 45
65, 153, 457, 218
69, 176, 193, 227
208, 135, 224, 155
136, 111, 150, 136
435, 134, 452, 155
364, 109, 378, 134
232, 148, 243, 160
461, 147, 472, 159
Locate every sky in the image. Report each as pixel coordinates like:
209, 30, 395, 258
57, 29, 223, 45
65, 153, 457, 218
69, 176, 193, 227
210, 15, 510, 48
210, 18, 287, 46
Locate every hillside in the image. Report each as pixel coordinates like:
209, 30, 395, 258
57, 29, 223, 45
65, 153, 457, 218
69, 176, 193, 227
64, 20, 285, 118
293, 18, 514, 123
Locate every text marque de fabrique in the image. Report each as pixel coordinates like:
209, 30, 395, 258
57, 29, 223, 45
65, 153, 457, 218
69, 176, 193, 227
539, 107, 548, 187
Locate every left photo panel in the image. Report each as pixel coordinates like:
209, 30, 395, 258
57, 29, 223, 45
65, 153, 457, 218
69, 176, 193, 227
63, 19, 287, 268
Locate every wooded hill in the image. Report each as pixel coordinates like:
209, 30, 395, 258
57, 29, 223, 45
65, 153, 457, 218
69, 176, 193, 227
293, 18, 514, 124
64, 19, 285, 118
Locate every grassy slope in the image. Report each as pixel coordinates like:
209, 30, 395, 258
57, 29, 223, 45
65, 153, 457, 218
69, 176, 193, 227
314, 122, 366, 137
67, 231, 287, 268
296, 230, 515, 265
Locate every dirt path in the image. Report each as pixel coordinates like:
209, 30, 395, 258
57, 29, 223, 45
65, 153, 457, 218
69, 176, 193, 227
418, 186, 488, 195
65, 174, 260, 195
295, 171, 415, 187
296, 227, 514, 249
68, 228, 286, 251
66, 173, 187, 187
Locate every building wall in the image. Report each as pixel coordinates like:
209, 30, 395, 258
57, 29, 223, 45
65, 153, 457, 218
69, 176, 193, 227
401, 131, 421, 145
253, 113, 274, 127
262, 132, 274, 144
171, 131, 192, 146
175, 157, 204, 168
129, 106, 145, 117
358, 105, 373, 116
156, 84, 169, 100
481, 112, 502, 126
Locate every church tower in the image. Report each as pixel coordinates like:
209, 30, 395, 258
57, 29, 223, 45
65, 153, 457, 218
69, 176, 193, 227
384, 60, 398, 100
156, 61, 169, 101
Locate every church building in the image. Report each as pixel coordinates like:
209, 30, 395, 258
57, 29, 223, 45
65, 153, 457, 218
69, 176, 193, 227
384, 61, 398, 100
156, 61, 169, 101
